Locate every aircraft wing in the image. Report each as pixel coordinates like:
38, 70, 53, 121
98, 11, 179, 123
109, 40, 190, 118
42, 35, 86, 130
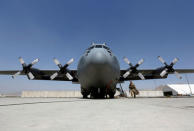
0, 70, 78, 82
0, 70, 22, 75
121, 56, 194, 81
169, 69, 194, 74
120, 69, 194, 81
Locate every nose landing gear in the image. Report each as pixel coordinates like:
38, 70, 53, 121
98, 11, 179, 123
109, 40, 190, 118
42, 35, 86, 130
90, 87, 106, 99
81, 85, 116, 99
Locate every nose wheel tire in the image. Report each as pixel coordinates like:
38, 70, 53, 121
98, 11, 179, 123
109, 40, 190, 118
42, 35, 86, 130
90, 87, 106, 99
83, 95, 88, 99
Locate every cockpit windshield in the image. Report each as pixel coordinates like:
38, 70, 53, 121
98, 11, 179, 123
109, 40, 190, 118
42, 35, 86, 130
86, 44, 111, 52
85, 44, 112, 56
88, 45, 110, 49
95, 45, 103, 48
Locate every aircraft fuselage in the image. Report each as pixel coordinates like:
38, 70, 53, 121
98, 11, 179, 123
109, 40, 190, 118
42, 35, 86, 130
77, 44, 120, 98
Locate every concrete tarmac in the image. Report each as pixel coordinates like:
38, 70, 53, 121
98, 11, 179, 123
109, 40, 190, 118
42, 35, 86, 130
0, 97, 194, 131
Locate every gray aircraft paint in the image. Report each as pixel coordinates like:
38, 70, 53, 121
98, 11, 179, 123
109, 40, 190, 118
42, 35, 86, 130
77, 44, 120, 96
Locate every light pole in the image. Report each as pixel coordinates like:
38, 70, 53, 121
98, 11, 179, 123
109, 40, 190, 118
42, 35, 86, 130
185, 74, 192, 96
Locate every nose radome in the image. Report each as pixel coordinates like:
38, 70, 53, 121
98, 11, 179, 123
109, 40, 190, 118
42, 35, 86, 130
91, 51, 107, 65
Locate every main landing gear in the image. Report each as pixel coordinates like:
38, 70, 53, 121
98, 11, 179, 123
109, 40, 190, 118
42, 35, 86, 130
81, 87, 90, 99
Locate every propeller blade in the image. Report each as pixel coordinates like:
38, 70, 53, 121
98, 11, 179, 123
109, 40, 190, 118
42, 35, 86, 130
123, 57, 133, 66
160, 68, 168, 77
67, 58, 74, 66
138, 72, 145, 80
123, 70, 132, 78
174, 71, 182, 79
123, 57, 130, 65
158, 56, 166, 65
31, 58, 39, 65
137, 59, 144, 65
172, 58, 179, 65
53, 58, 62, 68
66, 72, 73, 80
28, 72, 34, 80
53, 58, 60, 65
19, 57, 25, 65
12, 71, 21, 79
50, 72, 58, 80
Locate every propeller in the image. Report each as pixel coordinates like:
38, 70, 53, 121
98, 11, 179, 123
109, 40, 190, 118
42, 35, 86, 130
50, 58, 74, 80
123, 57, 145, 80
12, 57, 39, 80
158, 56, 182, 79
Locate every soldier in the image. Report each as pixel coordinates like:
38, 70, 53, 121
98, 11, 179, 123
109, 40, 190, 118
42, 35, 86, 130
129, 81, 139, 98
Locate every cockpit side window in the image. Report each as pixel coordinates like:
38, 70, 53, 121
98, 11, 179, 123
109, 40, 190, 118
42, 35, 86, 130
85, 46, 94, 56
102, 45, 112, 56
103, 45, 110, 50
88, 46, 94, 50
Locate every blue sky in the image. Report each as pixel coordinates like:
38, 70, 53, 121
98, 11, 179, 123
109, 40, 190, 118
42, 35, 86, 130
0, 0, 194, 93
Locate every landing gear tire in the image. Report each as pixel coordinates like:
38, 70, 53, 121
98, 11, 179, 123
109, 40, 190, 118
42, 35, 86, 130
108, 88, 116, 99
109, 94, 114, 99
83, 95, 88, 99
81, 87, 90, 99
90, 88, 105, 99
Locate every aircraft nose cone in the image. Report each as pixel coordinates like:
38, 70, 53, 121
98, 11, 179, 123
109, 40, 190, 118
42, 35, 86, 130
90, 51, 107, 65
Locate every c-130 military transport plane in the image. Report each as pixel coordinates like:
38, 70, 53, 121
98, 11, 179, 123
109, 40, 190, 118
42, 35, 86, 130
0, 43, 194, 98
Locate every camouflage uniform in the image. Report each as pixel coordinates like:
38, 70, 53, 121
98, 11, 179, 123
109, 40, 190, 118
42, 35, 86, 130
129, 81, 139, 98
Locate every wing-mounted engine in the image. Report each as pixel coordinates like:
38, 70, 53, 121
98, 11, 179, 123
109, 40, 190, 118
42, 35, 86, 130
157, 56, 182, 79
50, 58, 74, 80
122, 57, 145, 80
12, 57, 39, 80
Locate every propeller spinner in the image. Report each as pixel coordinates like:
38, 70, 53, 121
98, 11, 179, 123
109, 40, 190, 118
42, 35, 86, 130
50, 58, 74, 80
12, 57, 39, 80
158, 56, 182, 79
123, 57, 145, 80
